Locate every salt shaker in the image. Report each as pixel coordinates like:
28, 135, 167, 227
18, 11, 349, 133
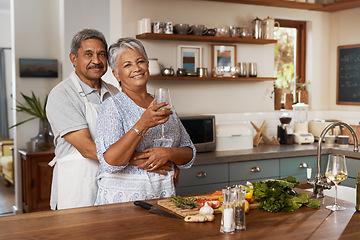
234, 186, 246, 231
220, 187, 235, 234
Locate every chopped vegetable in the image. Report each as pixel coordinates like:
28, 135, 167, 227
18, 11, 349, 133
252, 176, 320, 213
169, 195, 200, 209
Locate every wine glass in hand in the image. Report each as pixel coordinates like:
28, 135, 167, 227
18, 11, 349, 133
154, 88, 172, 144
325, 154, 348, 211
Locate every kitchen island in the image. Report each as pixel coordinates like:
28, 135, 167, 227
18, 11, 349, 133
1, 189, 359, 239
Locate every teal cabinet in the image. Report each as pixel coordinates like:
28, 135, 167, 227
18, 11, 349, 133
280, 155, 328, 182
229, 159, 280, 186
341, 157, 360, 188
176, 163, 228, 195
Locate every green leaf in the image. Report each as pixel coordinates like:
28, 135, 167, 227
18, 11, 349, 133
10, 91, 48, 128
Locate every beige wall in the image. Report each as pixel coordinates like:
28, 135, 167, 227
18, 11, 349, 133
110, 0, 332, 114
329, 8, 360, 112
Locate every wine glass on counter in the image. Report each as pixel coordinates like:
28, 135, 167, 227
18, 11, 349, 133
154, 88, 173, 144
325, 154, 348, 211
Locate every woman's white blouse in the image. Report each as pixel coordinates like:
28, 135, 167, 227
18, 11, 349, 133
95, 91, 196, 204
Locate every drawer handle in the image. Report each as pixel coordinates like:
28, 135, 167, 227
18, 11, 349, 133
298, 163, 308, 168
251, 166, 261, 172
196, 172, 207, 178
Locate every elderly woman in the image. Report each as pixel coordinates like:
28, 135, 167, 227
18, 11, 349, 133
95, 38, 196, 204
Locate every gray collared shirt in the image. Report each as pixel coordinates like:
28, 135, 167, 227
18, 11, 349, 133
46, 71, 118, 159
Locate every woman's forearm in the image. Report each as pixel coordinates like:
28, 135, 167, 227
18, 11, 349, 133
103, 129, 143, 166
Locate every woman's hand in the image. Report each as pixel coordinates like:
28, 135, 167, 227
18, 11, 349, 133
135, 99, 173, 133
134, 147, 173, 172
129, 152, 172, 175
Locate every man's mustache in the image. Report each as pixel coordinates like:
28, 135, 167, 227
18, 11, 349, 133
87, 64, 104, 69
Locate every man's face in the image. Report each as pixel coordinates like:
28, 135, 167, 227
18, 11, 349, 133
70, 39, 107, 83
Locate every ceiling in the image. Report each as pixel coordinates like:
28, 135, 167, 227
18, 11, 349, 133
0, 0, 9, 10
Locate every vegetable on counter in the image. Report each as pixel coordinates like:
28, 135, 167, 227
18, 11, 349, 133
169, 195, 200, 209
252, 176, 320, 213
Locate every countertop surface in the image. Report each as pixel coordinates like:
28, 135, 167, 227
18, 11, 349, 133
1, 189, 359, 239
194, 143, 360, 165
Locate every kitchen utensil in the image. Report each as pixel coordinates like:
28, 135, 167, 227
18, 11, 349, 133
196, 67, 208, 77
174, 24, 192, 35
337, 135, 350, 145
249, 63, 257, 77
164, 22, 173, 34
233, 186, 246, 231
177, 68, 187, 76
134, 201, 182, 219
216, 26, 229, 37
153, 21, 164, 34
220, 188, 235, 234
325, 154, 348, 211
325, 135, 336, 146
292, 103, 314, 144
191, 24, 208, 36
240, 26, 251, 38
161, 67, 174, 76
141, 18, 151, 33
206, 28, 217, 36
252, 17, 262, 39
251, 121, 280, 146
262, 16, 280, 39
237, 62, 247, 77
148, 58, 161, 75
229, 26, 240, 38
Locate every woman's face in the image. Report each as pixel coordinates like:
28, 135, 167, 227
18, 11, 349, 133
114, 48, 149, 91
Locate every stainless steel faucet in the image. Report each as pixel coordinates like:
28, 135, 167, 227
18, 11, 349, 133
309, 121, 359, 198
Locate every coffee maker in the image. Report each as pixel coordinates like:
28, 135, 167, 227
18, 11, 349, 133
292, 103, 314, 144
277, 110, 294, 144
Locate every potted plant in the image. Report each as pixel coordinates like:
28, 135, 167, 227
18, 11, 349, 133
11, 91, 53, 152
296, 78, 310, 104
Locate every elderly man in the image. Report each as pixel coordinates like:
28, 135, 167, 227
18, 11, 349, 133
46, 29, 118, 210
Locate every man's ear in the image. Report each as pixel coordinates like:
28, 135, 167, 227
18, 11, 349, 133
69, 53, 76, 67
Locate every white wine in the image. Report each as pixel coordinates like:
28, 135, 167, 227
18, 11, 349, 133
325, 171, 348, 184
158, 107, 172, 111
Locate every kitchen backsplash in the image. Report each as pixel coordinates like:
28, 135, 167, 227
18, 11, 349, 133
210, 111, 360, 139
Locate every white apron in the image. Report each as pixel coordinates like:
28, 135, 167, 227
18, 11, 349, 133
49, 73, 111, 210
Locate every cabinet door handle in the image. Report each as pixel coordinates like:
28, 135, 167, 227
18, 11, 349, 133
196, 172, 207, 178
298, 163, 308, 168
251, 166, 261, 172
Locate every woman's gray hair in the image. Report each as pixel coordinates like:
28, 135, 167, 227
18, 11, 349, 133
108, 38, 148, 73
70, 29, 107, 57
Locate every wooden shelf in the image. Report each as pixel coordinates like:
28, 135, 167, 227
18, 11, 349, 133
313, 0, 360, 12
203, 0, 360, 12
136, 33, 277, 44
149, 75, 276, 82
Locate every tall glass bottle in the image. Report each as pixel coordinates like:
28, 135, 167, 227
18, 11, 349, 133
356, 170, 360, 212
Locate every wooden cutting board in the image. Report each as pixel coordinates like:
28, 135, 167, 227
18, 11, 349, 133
157, 195, 221, 218
157, 195, 259, 218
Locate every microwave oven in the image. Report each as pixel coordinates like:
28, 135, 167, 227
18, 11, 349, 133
179, 115, 216, 152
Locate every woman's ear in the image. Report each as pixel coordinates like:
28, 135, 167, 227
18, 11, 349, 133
112, 70, 121, 82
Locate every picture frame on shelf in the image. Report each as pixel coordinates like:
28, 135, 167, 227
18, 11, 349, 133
211, 44, 237, 77
177, 45, 202, 74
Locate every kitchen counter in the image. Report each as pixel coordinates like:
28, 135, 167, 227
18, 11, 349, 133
195, 143, 360, 165
1, 189, 359, 239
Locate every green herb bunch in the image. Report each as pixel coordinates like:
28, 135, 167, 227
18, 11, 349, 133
169, 195, 199, 209
252, 176, 320, 213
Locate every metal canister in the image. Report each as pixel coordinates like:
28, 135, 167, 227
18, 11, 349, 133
252, 17, 262, 39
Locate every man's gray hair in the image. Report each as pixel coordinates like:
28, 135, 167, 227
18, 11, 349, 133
108, 38, 148, 73
70, 29, 107, 57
